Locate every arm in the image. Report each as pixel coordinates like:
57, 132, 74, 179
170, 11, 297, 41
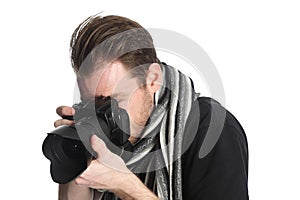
75, 135, 158, 200
107, 172, 158, 200
59, 181, 92, 200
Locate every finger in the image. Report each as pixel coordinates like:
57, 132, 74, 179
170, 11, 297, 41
54, 119, 74, 128
90, 135, 107, 158
56, 106, 75, 117
74, 176, 89, 186
90, 135, 129, 172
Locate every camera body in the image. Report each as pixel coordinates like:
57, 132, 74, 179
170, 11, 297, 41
42, 96, 132, 184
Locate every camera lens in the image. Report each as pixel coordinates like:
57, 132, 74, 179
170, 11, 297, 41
42, 126, 92, 184
61, 138, 86, 159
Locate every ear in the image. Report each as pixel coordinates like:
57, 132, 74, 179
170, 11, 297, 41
146, 63, 162, 93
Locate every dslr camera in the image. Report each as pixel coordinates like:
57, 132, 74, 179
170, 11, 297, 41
42, 96, 132, 184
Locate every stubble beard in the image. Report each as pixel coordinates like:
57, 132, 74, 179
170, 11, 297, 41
129, 88, 153, 142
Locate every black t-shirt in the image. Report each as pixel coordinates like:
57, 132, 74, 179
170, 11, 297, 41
181, 97, 249, 199
98, 97, 249, 200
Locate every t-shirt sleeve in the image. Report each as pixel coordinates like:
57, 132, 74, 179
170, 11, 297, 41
182, 107, 249, 199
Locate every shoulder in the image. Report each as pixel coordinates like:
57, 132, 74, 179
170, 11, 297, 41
183, 96, 248, 158
181, 97, 249, 199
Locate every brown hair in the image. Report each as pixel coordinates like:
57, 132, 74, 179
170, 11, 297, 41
70, 14, 160, 84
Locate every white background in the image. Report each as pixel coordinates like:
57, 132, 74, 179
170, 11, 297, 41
0, 0, 299, 199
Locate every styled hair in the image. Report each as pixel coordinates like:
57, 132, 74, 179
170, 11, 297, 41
70, 14, 160, 84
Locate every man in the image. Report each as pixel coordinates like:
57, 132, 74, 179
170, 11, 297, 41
54, 14, 249, 200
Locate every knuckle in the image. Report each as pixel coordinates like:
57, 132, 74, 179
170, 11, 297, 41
54, 119, 73, 127
53, 120, 60, 128
56, 106, 73, 116
74, 178, 81, 185
56, 106, 63, 116
61, 107, 68, 115
91, 160, 98, 165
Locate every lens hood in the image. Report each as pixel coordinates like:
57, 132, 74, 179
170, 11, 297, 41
42, 125, 92, 184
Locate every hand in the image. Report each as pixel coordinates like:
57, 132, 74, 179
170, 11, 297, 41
55, 112, 158, 199
55, 105, 92, 200
54, 105, 75, 127
74, 135, 130, 190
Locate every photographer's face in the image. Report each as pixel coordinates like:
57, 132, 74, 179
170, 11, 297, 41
77, 61, 162, 142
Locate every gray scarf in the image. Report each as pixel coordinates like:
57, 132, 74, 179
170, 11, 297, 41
99, 63, 199, 200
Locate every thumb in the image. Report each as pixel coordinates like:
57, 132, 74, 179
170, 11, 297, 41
90, 134, 107, 158
90, 135, 129, 172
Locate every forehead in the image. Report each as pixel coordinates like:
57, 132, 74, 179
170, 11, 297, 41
77, 62, 140, 100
